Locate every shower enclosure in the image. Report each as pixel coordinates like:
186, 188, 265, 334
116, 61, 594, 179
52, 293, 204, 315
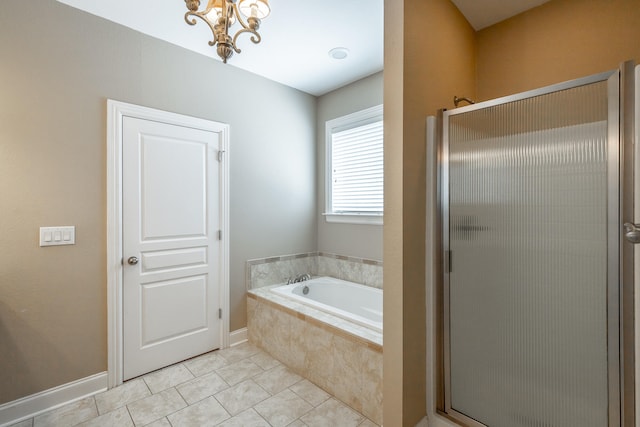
437, 62, 636, 427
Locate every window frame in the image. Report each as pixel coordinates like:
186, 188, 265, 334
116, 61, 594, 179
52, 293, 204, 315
324, 104, 384, 225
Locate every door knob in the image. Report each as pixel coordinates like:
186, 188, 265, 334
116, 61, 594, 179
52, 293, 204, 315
127, 256, 139, 265
623, 223, 640, 244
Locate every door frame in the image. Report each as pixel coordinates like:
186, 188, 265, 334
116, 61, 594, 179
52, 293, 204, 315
106, 99, 230, 388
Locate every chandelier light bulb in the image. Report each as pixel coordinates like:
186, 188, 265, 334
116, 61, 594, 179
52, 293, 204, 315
238, 0, 270, 19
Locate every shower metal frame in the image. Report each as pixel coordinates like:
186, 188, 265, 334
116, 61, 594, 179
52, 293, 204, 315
436, 62, 636, 427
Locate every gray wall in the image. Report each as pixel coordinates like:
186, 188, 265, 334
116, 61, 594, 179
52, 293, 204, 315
0, 0, 316, 404
316, 72, 384, 261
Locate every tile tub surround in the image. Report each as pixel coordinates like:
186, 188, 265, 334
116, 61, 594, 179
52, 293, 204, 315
247, 287, 383, 425
9, 342, 377, 427
246, 252, 383, 290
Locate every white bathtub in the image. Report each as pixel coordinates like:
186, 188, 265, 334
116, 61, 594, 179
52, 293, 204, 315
270, 276, 382, 332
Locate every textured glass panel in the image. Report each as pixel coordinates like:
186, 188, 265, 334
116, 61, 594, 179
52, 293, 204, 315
448, 81, 609, 427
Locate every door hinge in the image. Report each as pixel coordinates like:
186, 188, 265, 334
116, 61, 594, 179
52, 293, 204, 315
218, 308, 222, 319
217, 230, 222, 240
217, 150, 225, 162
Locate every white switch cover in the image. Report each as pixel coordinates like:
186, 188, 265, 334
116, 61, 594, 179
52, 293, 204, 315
40, 226, 75, 247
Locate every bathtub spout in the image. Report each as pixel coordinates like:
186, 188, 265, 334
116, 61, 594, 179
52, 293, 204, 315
293, 273, 312, 283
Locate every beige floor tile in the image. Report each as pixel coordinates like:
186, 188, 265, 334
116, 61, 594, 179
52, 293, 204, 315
250, 350, 282, 370
215, 408, 271, 427
142, 364, 194, 394
9, 346, 374, 427
252, 365, 302, 395
77, 407, 133, 427
8, 419, 33, 427
183, 351, 228, 377
217, 342, 261, 363
166, 396, 230, 426
254, 389, 313, 427
94, 378, 150, 414
126, 388, 187, 426
300, 398, 364, 427
142, 418, 171, 427
216, 359, 264, 385
289, 379, 331, 407
176, 371, 229, 405
214, 379, 270, 416
33, 397, 98, 427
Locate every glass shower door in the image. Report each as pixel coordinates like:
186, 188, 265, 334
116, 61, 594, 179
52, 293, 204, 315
442, 72, 621, 427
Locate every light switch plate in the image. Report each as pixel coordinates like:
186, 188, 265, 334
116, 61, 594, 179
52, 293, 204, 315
40, 226, 75, 247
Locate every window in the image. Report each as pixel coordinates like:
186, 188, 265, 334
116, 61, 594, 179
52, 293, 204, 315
325, 104, 383, 225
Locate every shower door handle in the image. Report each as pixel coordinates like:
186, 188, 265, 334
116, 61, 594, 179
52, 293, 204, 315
623, 222, 640, 244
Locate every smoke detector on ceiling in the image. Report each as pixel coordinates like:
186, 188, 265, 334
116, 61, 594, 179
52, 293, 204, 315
328, 47, 349, 60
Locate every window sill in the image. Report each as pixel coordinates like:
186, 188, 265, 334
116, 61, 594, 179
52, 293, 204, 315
323, 213, 383, 225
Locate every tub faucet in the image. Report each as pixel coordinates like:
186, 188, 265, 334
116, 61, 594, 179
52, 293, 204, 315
293, 273, 311, 283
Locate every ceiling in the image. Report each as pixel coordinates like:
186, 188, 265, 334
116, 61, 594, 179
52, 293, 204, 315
56, 0, 550, 96
451, 0, 550, 30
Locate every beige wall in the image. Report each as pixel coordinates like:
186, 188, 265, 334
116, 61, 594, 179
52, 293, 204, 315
316, 72, 384, 261
0, 0, 316, 404
411, 0, 640, 424
477, 0, 640, 101
383, 0, 476, 424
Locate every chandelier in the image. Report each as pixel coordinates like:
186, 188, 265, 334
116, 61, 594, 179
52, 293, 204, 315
184, 0, 271, 63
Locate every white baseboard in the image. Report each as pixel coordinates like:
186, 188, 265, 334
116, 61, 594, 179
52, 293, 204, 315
0, 372, 108, 427
229, 327, 248, 347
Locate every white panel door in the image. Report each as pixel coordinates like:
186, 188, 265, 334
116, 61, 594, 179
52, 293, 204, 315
123, 116, 222, 380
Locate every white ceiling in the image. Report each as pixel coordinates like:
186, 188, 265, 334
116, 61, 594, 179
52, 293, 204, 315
56, 0, 550, 96
451, 0, 550, 30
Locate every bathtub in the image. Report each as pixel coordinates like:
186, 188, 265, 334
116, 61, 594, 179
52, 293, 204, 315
248, 277, 383, 423
270, 276, 382, 332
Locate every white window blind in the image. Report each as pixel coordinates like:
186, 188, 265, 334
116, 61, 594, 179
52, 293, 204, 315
325, 104, 383, 225
331, 120, 384, 214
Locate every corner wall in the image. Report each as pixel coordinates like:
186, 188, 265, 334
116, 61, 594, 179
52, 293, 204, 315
316, 72, 384, 262
0, 0, 316, 405
477, 0, 640, 101
383, 0, 476, 424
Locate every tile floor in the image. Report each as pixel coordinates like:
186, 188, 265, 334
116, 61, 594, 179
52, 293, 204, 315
10, 343, 379, 427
